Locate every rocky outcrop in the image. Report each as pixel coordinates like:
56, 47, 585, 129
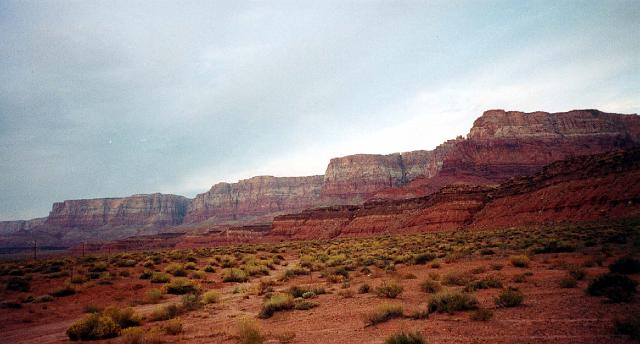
0, 218, 46, 234
270, 148, 640, 239
184, 175, 325, 224
45, 193, 190, 228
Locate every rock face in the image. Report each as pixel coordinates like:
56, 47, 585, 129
184, 175, 325, 224
45, 193, 190, 228
0, 218, 46, 234
270, 148, 640, 239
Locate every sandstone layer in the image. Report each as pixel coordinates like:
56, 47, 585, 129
269, 148, 640, 239
46, 193, 191, 228
184, 175, 324, 224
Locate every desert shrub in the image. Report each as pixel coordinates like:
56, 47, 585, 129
293, 299, 319, 310
150, 272, 170, 283
163, 319, 183, 335
302, 291, 316, 299
470, 308, 493, 321
560, 277, 577, 288
184, 262, 197, 270
144, 288, 163, 304
384, 331, 426, 344
70, 275, 85, 284
102, 306, 140, 329
587, 273, 637, 303
6, 277, 30, 292
428, 291, 478, 313
259, 294, 294, 318
495, 288, 524, 307
89, 262, 108, 272
480, 248, 496, 255
139, 270, 153, 280
66, 313, 119, 341
181, 293, 202, 311
568, 266, 587, 280
414, 253, 436, 265
358, 283, 371, 294
614, 314, 640, 341
534, 241, 575, 254
150, 304, 181, 321
442, 272, 472, 286
164, 278, 198, 295
222, 268, 249, 283
375, 281, 404, 298
510, 255, 530, 268
35, 294, 54, 303
287, 285, 326, 298
190, 270, 206, 279
52, 286, 76, 297
419, 279, 441, 294
202, 290, 221, 304
364, 303, 403, 326
165, 263, 187, 277
236, 317, 264, 344
409, 309, 430, 320
119, 327, 145, 344
203, 265, 215, 273
464, 276, 503, 292
609, 257, 640, 274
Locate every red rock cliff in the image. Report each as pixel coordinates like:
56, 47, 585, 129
45, 193, 190, 228
184, 175, 324, 224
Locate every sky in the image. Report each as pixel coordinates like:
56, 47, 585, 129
0, 1, 638, 221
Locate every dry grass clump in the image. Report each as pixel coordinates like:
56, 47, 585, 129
163, 278, 198, 295
510, 255, 530, 268
495, 288, 524, 307
163, 319, 183, 335
236, 317, 264, 344
428, 290, 478, 314
364, 303, 404, 326
470, 308, 493, 321
144, 288, 163, 304
66, 306, 140, 341
384, 331, 426, 344
202, 290, 221, 304
419, 279, 441, 294
258, 294, 294, 318
222, 268, 249, 282
375, 281, 404, 298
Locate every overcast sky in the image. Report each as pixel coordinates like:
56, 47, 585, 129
1, 1, 638, 220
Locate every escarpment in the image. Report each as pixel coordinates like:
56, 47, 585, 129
183, 175, 325, 224
45, 193, 191, 228
270, 148, 640, 239
2, 109, 638, 251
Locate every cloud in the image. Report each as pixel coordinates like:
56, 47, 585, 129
0, 1, 638, 219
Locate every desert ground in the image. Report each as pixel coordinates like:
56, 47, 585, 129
1, 221, 639, 344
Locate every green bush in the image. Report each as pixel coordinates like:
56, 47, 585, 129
364, 303, 403, 326
419, 279, 441, 294
222, 268, 249, 282
164, 278, 198, 295
6, 277, 30, 292
150, 272, 171, 283
202, 290, 221, 304
375, 281, 404, 298
510, 255, 530, 268
587, 273, 637, 303
428, 291, 478, 314
495, 288, 524, 307
52, 286, 76, 297
470, 308, 493, 321
384, 331, 426, 344
609, 257, 640, 275
66, 313, 119, 341
150, 303, 181, 321
259, 294, 294, 318
236, 317, 264, 344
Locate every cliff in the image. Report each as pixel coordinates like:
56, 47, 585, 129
0, 218, 46, 234
45, 193, 191, 228
184, 175, 325, 224
270, 148, 640, 239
